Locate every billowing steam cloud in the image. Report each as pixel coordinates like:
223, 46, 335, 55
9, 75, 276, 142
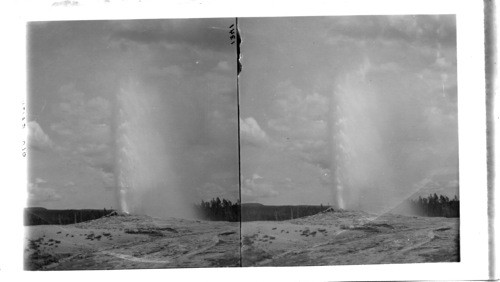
329, 61, 392, 210
114, 79, 194, 218
326, 58, 457, 212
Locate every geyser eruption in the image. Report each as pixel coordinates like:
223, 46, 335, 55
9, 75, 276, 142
115, 80, 167, 214
329, 61, 391, 211
114, 80, 193, 218
330, 101, 349, 210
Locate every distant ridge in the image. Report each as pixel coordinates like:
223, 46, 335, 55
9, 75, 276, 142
24, 207, 116, 226
240, 203, 264, 207
240, 203, 328, 221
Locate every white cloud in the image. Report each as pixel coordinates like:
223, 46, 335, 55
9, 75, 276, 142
28, 179, 62, 204
268, 81, 328, 140
240, 117, 270, 146
148, 65, 184, 78
252, 173, 263, 180
265, 81, 332, 169
49, 84, 115, 174
374, 62, 402, 73
51, 85, 112, 142
195, 182, 238, 201
292, 140, 331, 170
35, 178, 47, 184
435, 57, 448, 68
28, 121, 54, 151
215, 60, 231, 72
241, 174, 279, 202
412, 174, 459, 199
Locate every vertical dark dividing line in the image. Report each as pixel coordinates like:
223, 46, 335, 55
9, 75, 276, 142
235, 17, 242, 267
484, 0, 496, 278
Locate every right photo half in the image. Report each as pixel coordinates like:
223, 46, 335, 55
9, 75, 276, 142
238, 15, 459, 266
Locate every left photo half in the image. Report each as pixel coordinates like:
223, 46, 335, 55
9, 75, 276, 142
25, 18, 240, 270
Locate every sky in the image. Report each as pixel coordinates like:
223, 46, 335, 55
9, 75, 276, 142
27, 19, 239, 217
27, 16, 459, 215
239, 16, 458, 211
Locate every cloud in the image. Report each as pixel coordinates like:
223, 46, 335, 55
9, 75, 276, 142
215, 61, 232, 72
28, 121, 54, 151
63, 181, 76, 190
51, 85, 112, 142
28, 179, 62, 204
410, 167, 459, 199
236, 16, 458, 209
268, 81, 328, 138
328, 15, 456, 48
50, 84, 114, 172
196, 182, 238, 202
27, 19, 240, 211
110, 18, 234, 53
265, 81, 331, 168
322, 16, 457, 77
242, 174, 279, 202
292, 140, 331, 170
147, 65, 184, 78
35, 178, 47, 184
240, 117, 270, 146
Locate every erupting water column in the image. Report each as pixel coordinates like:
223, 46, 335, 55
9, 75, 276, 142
330, 89, 350, 210
328, 60, 388, 211
114, 80, 174, 215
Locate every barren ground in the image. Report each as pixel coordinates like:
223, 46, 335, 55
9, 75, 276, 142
25, 214, 240, 270
24, 210, 459, 270
242, 209, 459, 266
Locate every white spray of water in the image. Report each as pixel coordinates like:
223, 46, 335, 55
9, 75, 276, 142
114, 80, 192, 218
329, 61, 392, 211
330, 100, 348, 210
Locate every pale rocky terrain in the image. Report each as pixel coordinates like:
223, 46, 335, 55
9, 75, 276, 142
24, 214, 240, 270
242, 209, 459, 266
24, 209, 459, 270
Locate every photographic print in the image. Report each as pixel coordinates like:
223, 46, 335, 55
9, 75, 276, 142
25, 18, 240, 270
239, 15, 459, 266
2, 0, 490, 280
21, 10, 487, 275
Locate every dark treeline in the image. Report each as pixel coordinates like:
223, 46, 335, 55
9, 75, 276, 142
193, 198, 240, 222
240, 203, 328, 222
407, 194, 459, 218
194, 198, 329, 222
24, 207, 116, 226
